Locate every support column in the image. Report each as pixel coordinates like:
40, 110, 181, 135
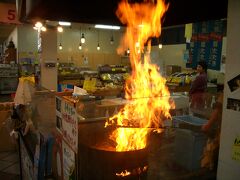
217, 0, 240, 179
39, 29, 57, 91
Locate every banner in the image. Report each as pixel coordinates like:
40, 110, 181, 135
186, 20, 223, 70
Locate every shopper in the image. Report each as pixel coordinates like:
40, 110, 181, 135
189, 61, 208, 109
201, 91, 223, 170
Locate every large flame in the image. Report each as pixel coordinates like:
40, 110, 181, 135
105, 0, 174, 151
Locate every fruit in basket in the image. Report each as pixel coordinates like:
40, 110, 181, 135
101, 73, 111, 80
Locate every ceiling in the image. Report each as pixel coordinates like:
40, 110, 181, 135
24, 0, 228, 26
0, 0, 228, 44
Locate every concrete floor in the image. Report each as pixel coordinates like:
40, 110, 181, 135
0, 151, 20, 180
147, 130, 217, 180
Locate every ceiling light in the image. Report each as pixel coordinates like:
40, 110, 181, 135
110, 36, 114, 44
135, 42, 140, 47
35, 22, 43, 28
41, 26, 46, 32
59, 43, 63, 50
33, 26, 38, 30
78, 43, 82, 50
127, 48, 130, 54
59, 21, 71, 26
95, 24, 120, 30
97, 43, 100, 51
57, 26, 63, 32
158, 43, 162, 49
81, 33, 85, 44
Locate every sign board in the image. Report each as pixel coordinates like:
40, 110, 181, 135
62, 140, 76, 180
83, 77, 96, 91
61, 100, 78, 152
0, 3, 20, 24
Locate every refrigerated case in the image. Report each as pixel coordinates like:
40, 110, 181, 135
0, 64, 18, 94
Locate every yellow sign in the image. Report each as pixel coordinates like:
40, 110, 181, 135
232, 136, 240, 162
185, 23, 192, 40
83, 77, 96, 91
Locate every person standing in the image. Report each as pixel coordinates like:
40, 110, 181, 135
201, 91, 223, 170
189, 61, 208, 109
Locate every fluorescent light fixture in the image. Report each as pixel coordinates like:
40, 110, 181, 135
95, 24, 120, 30
59, 21, 71, 26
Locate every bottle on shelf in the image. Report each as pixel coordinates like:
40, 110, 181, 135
210, 95, 216, 108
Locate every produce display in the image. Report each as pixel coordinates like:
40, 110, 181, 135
166, 71, 197, 85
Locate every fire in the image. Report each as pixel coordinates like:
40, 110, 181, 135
105, 0, 174, 151
115, 166, 148, 177
116, 170, 131, 177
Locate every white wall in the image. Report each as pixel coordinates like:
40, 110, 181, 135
57, 27, 125, 69
149, 44, 187, 76
217, 0, 240, 179
17, 24, 38, 52
5, 26, 18, 50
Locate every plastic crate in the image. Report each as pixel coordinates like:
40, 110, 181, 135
172, 115, 208, 130
174, 129, 207, 171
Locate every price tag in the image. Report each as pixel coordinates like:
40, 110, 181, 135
232, 136, 240, 162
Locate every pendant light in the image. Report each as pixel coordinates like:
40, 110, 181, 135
81, 33, 85, 44
57, 26, 63, 33
97, 43, 100, 51
158, 43, 162, 49
110, 30, 114, 44
80, 26, 85, 44
59, 43, 63, 50
78, 43, 82, 50
127, 48, 130, 54
78, 29, 82, 50
158, 37, 163, 49
59, 33, 63, 50
97, 30, 100, 51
